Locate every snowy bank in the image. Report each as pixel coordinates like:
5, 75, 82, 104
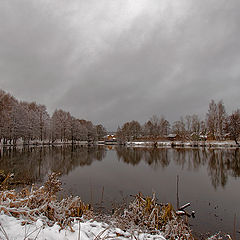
126, 140, 239, 148
0, 214, 166, 240
0, 173, 231, 239
0, 173, 169, 239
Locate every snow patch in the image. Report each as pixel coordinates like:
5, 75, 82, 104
0, 214, 166, 240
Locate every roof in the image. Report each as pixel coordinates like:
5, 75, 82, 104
167, 134, 177, 138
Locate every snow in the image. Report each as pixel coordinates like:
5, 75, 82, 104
0, 140, 89, 147
0, 214, 166, 240
126, 140, 238, 148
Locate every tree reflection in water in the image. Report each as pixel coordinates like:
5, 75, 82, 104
0, 146, 240, 189
0, 145, 106, 184
115, 147, 240, 188
115, 146, 170, 169
207, 148, 240, 188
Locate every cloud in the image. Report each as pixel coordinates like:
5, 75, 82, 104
0, 0, 240, 130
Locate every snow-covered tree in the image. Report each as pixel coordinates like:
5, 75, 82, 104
225, 110, 240, 145
206, 100, 227, 140
0, 91, 18, 144
51, 109, 71, 142
117, 121, 142, 141
96, 124, 107, 140
172, 117, 186, 139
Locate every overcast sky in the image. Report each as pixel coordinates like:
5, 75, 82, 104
1, 0, 240, 130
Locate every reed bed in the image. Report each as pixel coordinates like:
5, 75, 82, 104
0, 172, 92, 231
0, 172, 233, 239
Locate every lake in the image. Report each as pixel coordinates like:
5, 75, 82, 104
0, 145, 239, 236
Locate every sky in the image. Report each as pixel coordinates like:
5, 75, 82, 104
0, 0, 240, 131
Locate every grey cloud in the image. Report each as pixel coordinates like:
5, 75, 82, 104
0, 1, 78, 104
1, 0, 240, 130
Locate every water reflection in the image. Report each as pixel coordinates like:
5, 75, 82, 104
207, 149, 240, 188
0, 146, 240, 189
1, 145, 239, 235
115, 147, 240, 188
115, 146, 170, 169
0, 146, 106, 184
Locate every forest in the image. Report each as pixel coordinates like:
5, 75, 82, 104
0, 89, 106, 145
117, 100, 240, 144
1, 88, 240, 145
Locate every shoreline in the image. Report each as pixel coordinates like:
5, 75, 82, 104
0, 149, 236, 238
0, 174, 185, 240
0, 140, 89, 148
0, 181, 232, 240
0, 140, 239, 149
126, 140, 239, 148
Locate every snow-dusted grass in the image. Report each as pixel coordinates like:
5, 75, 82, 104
0, 173, 232, 240
0, 173, 168, 239
127, 140, 238, 148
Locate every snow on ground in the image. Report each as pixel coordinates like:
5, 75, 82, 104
0, 214, 166, 240
127, 140, 238, 148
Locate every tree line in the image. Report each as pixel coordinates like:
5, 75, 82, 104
117, 100, 240, 144
0, 89, 106, 145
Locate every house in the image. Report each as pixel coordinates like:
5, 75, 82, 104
166, 134, 181, 141
199, 134, 207, 141
223, 133, 231, 141
104, 134, 117, 145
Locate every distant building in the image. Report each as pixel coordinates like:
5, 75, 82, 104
166, 134, 181, 141
199, 134, 207, 141
223, 133, 231, 141
104, 134, 117, 145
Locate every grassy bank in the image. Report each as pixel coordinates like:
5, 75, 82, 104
0, 173, 234, 240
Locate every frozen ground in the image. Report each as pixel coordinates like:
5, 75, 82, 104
0, 214, 166, 240
126, 140, 238, 148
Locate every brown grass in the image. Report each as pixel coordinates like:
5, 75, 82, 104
0, 172, 93, 231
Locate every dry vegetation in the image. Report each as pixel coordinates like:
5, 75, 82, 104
0, 172, 93, 231
109, 192, 194, 240
0, 172, 234, 239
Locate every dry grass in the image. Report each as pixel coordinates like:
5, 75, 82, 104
0, 173, 232, 239
0, 172, 93, 231
96, 192, 194, 239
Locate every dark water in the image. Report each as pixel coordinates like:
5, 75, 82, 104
0, 145, 240, 236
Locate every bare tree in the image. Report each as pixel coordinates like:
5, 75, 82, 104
143, 120, 154, 138
185, 115, 192, 136
184, 114, 201, 139
51, 109, 71, 142
206, 100, 218, 139
117, 120, 142, 141
38, 104, 50, 141
200, 120, 207, 136
226, 110, 240, 145
159, 116, 170, 137
0, 89, 104, 145
96, 124, 107, 140
150, 115, 160, 137
217, 100, 227, 140
0, 91, 19, 144
172, 117, 186, 139
142, 115, 169, 138
191, 114, 201, 134
206, 100, 227, 140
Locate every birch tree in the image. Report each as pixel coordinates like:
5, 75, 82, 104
206, 100, 227, 140
226, 110, 240, 145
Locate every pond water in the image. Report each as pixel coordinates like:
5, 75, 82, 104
0, 145, 240, 236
